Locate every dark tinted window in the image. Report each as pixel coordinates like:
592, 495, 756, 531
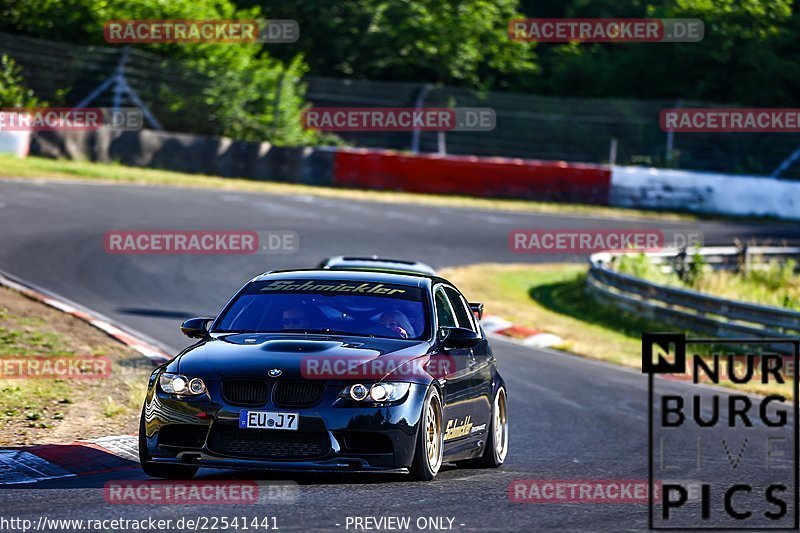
444, 287, 474, 331
434, 288, 457, 328
215, 279, 428, 340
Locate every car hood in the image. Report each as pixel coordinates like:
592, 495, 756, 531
172, 333, 433, 382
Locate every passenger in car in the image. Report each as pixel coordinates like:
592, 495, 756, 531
379, 310, 414, 339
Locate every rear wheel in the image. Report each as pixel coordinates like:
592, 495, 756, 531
138, 407, 198, 480
458, 386, 508, 468
410, 386, 443, 481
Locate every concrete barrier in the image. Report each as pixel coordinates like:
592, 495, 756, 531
0, 131, 30, 157
29, 128, 800, 220
0, 112, 31, 157
333, 148, 612, 204
610, 165, 800, 220
32, 129, 336, 186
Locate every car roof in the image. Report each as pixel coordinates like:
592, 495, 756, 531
253, 268, 450, 289
320, 256, 437, 276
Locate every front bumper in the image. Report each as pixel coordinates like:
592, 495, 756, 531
151, 454, 409, 474
142, 381, 427, 472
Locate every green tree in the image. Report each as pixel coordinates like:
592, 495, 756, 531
254, 0, 538, 91
0, 54, 41, 107
527, 0, 799, 104
5, 0, 800, 116
0, 0, 317, 144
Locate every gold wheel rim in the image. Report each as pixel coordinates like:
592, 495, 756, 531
425, 394, 442, 472
494, 388, 508, 461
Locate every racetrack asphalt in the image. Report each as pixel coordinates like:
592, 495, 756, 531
0, 178, 798, 531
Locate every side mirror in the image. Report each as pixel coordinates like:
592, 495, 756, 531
180, 317, 214, 339
438, 327, 480, 349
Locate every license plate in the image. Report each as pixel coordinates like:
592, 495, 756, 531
239, 411, 299, 430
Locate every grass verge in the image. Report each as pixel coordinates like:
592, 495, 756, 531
0, 154, 702, 221
616, 253, 800, 311
439, 263, 792, 398
0, 285, 151, 446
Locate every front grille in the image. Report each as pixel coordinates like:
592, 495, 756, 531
207, 427, 330, 459
222, 380, 270, 406
272, 381, 325, 407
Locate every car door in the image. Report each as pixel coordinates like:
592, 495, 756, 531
435, 285, 485, 457
443, 286, 493, 440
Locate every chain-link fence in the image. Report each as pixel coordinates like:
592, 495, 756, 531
0, 31, 304, 140
3, 31, 800, 178
306, 77, 800, 178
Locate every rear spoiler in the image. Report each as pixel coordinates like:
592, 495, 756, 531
469, 302, 484, 320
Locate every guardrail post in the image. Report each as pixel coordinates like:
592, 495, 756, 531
735, 243, 750, 275
674, 246, 688, 282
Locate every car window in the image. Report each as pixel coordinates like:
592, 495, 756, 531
462, 296, 480, 331
444, 287, 475, 331
214, 279, 428, 340
434, 287, 457, 328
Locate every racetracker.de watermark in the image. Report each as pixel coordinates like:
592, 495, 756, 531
104, 480, 299, 505
104, 230, 298, 255
661, 108, 800, 132
301, 107, 496, 132
509, 479, 662, 503
509, 18, 703, 43
300, 353, 457, 380
103, 19, 299, 44
0, 108, 143, 131
0, 356, 112, 379
509, 229, 703, 253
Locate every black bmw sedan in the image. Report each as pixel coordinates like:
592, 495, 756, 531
139, 269, 508, 481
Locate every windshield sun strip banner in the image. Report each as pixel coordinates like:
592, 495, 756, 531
250, 280, 422, 300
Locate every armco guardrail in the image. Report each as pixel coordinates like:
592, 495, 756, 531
587, 247, 800, 339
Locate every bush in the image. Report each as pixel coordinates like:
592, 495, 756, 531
0, 54, 42, 108
684, 250, 709, 288
616, 252, 800, 310
615, 253, 672, 285
748, 258, 798, 291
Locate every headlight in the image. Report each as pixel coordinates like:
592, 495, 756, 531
349, 383, 369, 401
340, 382, 410, 403
159, 373, 206, 396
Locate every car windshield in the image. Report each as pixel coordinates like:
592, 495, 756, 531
214, 279, 428, 340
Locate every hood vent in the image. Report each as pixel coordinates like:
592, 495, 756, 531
261, 341, 339, 353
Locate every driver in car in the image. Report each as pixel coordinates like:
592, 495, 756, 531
282, 306, 311, 330
379, 310, 414, 339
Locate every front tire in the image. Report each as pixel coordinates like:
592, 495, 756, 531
410, 386, 444, 481
138, 407, 198, 480
459, 386, 508, 468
